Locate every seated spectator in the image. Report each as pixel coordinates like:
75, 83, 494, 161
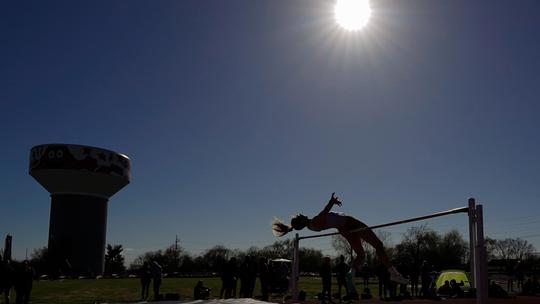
194, 280, 211, 300
438, 280, 451, 297
450, 279, 464, 298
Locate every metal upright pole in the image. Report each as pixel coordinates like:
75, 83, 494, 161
290, 233, 300, 301
475, 205, 488, 304
468, 198, 477, 288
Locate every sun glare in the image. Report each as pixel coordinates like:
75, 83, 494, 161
334, 0, 372, 31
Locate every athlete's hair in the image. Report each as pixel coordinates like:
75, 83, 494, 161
272, 214, 309, 237
272, 217, 292, 237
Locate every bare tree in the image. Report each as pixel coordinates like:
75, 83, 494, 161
331, 235, 354, 263
377, 230, 392, 248
260, 240, 292, 259
491, 238, 535, 260
509, 238, 535, 260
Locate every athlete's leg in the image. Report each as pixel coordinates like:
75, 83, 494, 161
357, 229, 391, 268
342, 233, 365, 272
359, 229, 408, 284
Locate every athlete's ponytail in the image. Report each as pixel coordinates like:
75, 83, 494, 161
272, 217, 293, 237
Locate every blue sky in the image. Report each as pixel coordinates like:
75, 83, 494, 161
1, 0, 540, 264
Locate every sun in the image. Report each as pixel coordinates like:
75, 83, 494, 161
334, 0, 372, 31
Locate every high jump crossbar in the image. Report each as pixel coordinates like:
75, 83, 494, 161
289, 198, 488, 304
297, 206, 469, 240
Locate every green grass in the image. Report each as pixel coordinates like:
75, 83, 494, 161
27, 277, 379, 303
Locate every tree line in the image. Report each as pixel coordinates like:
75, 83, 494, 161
27, 226, 539, 277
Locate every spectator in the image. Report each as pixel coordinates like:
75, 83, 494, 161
419, 261, 431, 298
506, 260, 515, 292
515, 260, 525, 291
258, 258, 270, 301
334, 255, 348, 302
361, 262, 370, 289
222, 257, 238, 299
14, 260, 34, 304
375, 261, 389, 300
1, 259, 14, 304
437, 280, 452, 297
239, 256, 251, 298
247, 256, 257, 298
151, 261, 162, 301
239, 255, 257, 298
194, 280, 211, 300
319, 256, 333, 303
394, 263, 409, 299
450, 279, 464, 298
220, 261, 227, 299
139, 262, 151, 300
409, 261, 420, 297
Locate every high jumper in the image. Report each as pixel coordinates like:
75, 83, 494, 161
272, 192, 408, 284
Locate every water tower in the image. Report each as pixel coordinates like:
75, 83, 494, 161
29, 144, 131, 276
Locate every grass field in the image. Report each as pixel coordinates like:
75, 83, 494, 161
16, 277, 540, 304
25, 276, 374, 304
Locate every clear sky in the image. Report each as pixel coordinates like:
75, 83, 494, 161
2, 0, 540, 264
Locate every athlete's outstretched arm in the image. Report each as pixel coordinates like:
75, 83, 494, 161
319, 192, 342, 215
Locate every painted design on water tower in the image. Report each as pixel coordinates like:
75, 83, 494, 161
30, 144, 130, 179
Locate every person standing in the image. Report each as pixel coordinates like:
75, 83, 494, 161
140, 262, 151, 300
334, 255, 348, 302
376, 260, 389, 300
320, 256, 333, 303
247, 256, 257, 298
515, 260, 525, 292
151, 261, 162, 301
239, 256, 251, 298
409, 260, 420, 297
258, 258, 270, 301
223, 257, 238, 299
1, 259, 14, 304
420, 260, 431, 298
506, 260, 515, 292
14, 260, 34, 304
361, 262, 371, 289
